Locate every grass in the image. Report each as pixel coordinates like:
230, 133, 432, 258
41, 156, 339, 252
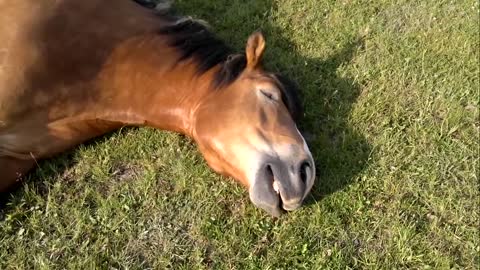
1, 0, 478, 268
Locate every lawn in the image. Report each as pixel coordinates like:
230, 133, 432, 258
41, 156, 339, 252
0, 0, 478, 269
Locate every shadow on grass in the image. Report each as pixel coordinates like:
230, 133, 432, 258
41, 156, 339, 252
1, 0, 371, 211
271, 27, 370, 205
296, 38, 371, 203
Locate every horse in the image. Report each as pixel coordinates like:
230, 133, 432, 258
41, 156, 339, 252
0, 0, 315, 216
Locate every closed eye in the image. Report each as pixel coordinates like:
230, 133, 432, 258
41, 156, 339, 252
260, 89, 279, 101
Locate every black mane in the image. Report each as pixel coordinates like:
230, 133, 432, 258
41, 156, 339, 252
158, 17, 247, 89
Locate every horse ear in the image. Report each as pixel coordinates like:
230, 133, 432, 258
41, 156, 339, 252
245, 31, 265, 70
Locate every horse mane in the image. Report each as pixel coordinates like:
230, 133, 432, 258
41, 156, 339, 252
157, 17, 246, 89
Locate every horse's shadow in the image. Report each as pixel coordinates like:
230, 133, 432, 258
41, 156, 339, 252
1, 0, 371, 210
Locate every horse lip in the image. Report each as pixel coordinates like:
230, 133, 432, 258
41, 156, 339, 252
271, 169, 302, 212
250, 163, 304, 216
277, 188, 302, 211
282, 201, 302, 211
272, 188, 300, 213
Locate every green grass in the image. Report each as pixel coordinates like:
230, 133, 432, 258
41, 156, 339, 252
1, 0, 478, 268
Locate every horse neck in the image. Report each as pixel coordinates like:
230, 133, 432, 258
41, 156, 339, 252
92, 35, 215, 137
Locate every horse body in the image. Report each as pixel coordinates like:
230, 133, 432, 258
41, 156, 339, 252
1, 1, 159, 157
0, 0, 316, 216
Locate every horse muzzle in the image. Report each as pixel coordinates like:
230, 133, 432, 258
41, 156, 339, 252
249, 153, 315, 217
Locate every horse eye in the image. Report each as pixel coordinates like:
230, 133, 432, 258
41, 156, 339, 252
260, 89, 278, 101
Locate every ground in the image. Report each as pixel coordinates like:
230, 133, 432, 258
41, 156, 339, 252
0, 0, 478, 269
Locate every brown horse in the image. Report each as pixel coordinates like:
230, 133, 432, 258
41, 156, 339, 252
0, 0, 315, 216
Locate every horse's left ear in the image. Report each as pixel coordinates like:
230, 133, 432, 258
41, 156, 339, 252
245, 31, 266, 70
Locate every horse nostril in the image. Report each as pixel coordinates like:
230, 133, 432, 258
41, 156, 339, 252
299, 160, 311, 184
